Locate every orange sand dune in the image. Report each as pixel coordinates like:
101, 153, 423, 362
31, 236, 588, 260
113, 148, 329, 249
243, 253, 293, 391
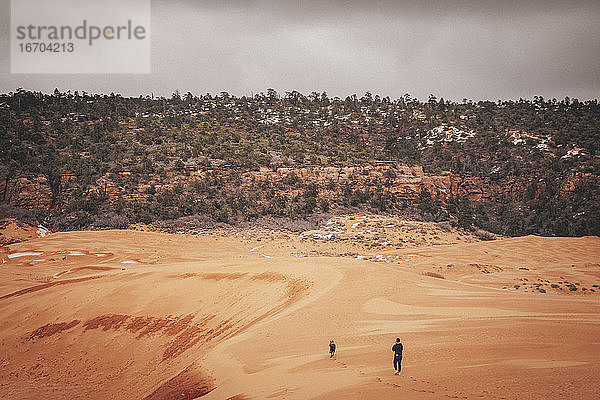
1, 230, 599, 399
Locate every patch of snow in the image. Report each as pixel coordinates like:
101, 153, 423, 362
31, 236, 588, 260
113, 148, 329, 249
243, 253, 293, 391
351, 222, 360, 229
304, 233, 336, 240
8, 252, 43, 259
508, 131, 553, 151
68, 251, 86, 256
561, 149, 584, 159
260, 254, 273, 259
121, 260, 138, 264
536, 143, 549, 150
425, 125, 476, 146
412, 110, 426, 120
250, 245, 265, 252
37, 225, 49, 237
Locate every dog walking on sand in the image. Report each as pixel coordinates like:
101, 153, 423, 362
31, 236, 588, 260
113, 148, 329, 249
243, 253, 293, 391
392, 337, 403, 375
329, 340, 336, 358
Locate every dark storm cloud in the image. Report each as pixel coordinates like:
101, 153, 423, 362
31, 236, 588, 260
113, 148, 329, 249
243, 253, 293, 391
0, 0, 598, 100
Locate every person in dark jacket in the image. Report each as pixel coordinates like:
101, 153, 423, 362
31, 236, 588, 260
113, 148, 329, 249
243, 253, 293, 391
329, 340, 336, 358
392, 337, 403, 375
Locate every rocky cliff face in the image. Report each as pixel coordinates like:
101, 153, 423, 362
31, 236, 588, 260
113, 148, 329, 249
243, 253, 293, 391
0, 163, 501, 211
239, 164, 489, 202
1, 176, 53, 209
2, 162, 595, 222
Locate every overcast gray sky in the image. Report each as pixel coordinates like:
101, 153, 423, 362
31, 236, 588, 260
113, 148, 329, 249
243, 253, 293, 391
1, 0, 599, 101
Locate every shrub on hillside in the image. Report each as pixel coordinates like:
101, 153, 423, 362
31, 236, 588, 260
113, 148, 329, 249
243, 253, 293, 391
474, 229, 496, 241
92, 212, 130, 229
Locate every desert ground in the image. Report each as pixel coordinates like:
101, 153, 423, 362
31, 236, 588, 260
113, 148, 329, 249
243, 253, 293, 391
1, 216, 600, 399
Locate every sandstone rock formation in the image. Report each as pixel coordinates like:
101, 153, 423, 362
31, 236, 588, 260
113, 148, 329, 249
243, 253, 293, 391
1, 163, 494, 211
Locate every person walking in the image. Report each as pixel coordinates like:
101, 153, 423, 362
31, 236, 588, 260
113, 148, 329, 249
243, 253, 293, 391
329, 340, 336, 358
392, 337, 403, 375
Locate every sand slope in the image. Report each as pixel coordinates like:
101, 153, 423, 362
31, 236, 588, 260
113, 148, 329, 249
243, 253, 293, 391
1, 230, 599, 399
